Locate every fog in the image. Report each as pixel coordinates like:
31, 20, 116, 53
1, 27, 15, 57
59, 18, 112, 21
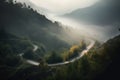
13, 0, 99, 15
12, 0, 120, 42
47, 15, 119, 42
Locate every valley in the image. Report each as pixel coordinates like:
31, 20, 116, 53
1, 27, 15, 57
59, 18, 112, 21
0, 0, 120, 80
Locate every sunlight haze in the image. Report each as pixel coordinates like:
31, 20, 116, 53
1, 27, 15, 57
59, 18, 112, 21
14, 0, 99, 15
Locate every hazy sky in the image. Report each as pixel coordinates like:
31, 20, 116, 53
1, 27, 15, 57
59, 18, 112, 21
14, 0, 99, 15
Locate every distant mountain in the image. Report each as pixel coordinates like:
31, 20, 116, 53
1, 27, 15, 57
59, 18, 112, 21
63, 0, 120, 26
0, 1, 120, 80
0, 0, 70, 51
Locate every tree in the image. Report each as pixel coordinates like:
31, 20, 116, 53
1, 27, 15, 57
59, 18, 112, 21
46, 51, 63, 64
80, 40, 86, 49
69, 45, 79, 53
8, 0, 13, 4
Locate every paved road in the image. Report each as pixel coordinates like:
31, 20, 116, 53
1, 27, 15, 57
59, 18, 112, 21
23, 40, 95, 67
33, 44, 38, 52
48, 40, 95, 66
26, 59, 40, 66
19, 44, 40, 66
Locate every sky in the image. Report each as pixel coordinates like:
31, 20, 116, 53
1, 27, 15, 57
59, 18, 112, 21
14, 0, 99, 15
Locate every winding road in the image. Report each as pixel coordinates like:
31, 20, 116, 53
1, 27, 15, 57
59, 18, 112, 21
48, 40, 95, 66
20, 40, 95, 67
33, 44, 38, 52
19, 44, 40, 66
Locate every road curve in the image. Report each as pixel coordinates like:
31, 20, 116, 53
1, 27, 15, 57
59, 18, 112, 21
19, 44, 40, 65
23, 40, 95, 67
48, 40, 95, 66
33, 44, 38, 52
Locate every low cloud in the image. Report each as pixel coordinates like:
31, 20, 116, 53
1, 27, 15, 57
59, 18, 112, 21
14, 0, 99, 15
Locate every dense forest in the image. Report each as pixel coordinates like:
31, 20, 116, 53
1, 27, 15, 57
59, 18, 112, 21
0, 27, 120, 80
0, 0, 70, 52
0, 0, 120, 80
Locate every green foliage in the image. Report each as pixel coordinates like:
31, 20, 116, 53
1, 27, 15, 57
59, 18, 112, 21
1, 30, 120, 80
62, 40, 86, 61
0, 1, 120, 80
0, 0, 70, 52
45, 35, 120, 80
46, 51, 63, 64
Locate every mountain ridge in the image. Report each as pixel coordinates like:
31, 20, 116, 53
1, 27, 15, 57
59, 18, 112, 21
63, 0, 120, 26
0, 0, 70, 51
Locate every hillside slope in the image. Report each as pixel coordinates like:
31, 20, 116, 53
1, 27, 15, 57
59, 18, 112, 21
63, 0, 120, 26
1, 33, 119, 80
0, 0, 69, 51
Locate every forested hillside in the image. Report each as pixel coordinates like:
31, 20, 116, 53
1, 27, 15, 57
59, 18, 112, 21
0, 27, 51, 78
0, 1, 120, 80
0, 30, 119, 80
0, 0, 70, 51
63, 0, 120, 26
